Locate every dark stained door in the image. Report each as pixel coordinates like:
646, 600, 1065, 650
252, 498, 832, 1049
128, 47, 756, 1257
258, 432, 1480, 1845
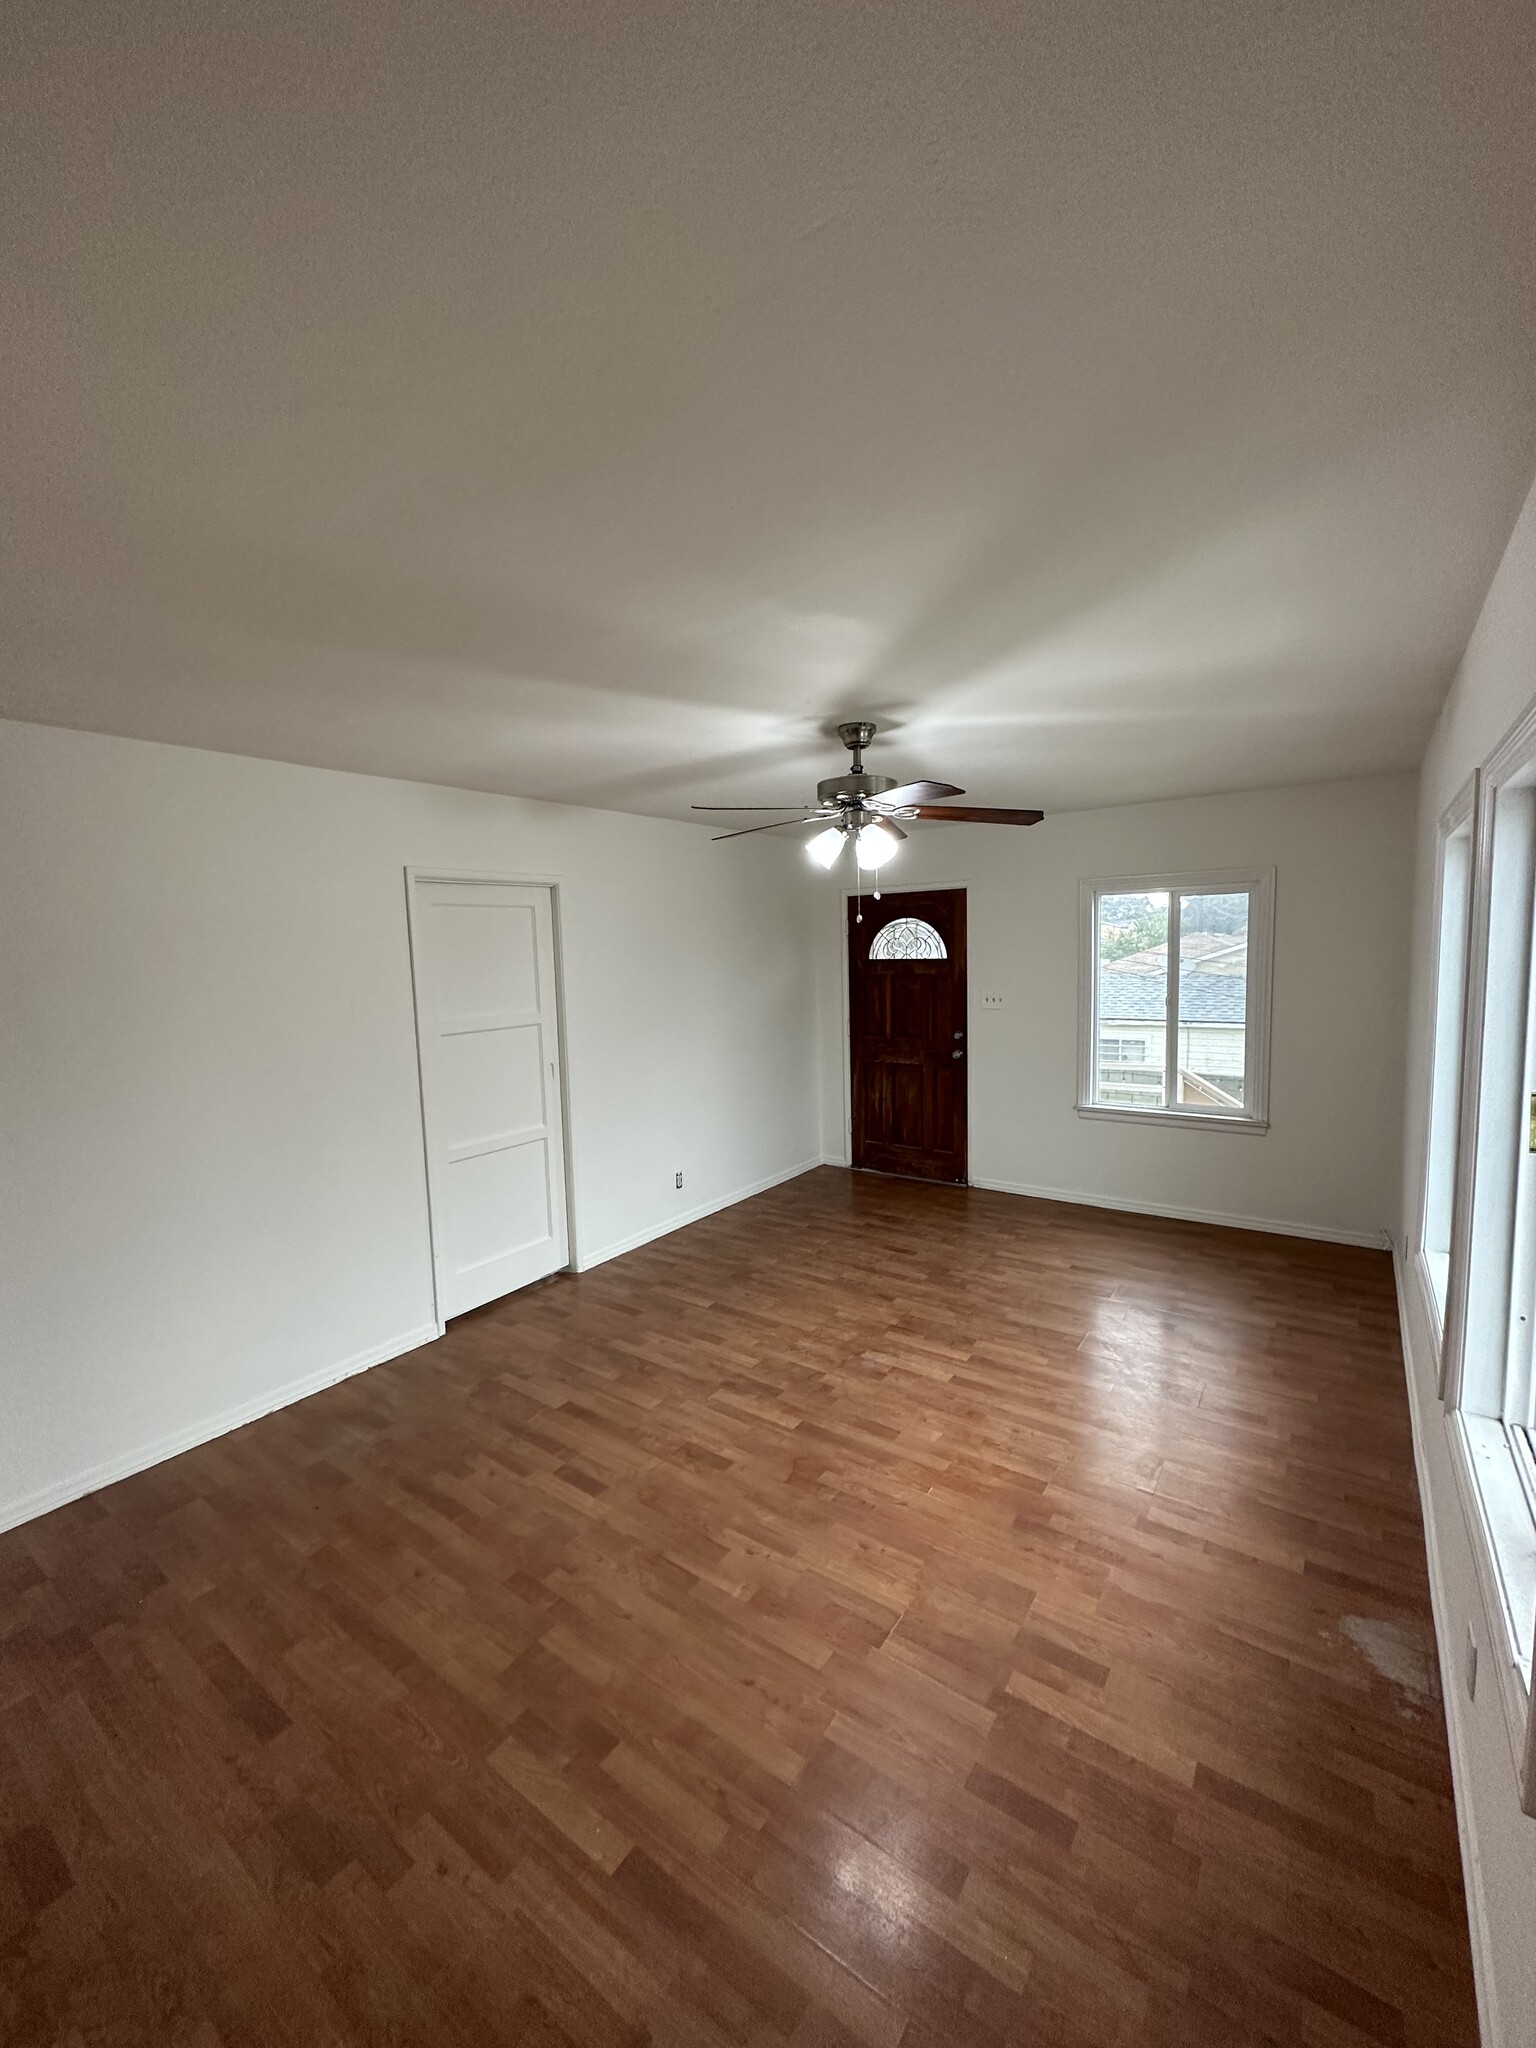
849, 889, 967, 1183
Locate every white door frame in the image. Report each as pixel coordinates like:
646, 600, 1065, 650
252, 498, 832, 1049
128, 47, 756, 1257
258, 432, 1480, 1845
404, 865, 579, 1330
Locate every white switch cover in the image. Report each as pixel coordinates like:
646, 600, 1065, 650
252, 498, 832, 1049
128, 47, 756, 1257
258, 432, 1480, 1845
981, 992, 1005, 1009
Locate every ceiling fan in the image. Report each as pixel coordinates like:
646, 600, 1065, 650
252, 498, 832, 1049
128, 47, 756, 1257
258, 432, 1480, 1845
692, 721, 1043, 870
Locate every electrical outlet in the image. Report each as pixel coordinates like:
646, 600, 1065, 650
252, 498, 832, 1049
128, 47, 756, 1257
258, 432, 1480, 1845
675, 1171, 684, 1191
981, 991, 1005, 1009
1466, 1623, 1479, 1702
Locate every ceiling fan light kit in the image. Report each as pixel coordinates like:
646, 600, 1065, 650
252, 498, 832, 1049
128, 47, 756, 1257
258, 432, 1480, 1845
692, 721, 1043, 870
855, 819, 900, 867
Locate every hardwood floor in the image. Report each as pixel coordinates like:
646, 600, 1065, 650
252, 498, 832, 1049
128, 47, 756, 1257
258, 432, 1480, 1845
0, 1169, 1475, 2045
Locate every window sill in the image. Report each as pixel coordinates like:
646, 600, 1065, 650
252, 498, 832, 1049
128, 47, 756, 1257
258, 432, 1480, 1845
1450, 1412, 1535, 1773
1075, 1104, 1269, 1135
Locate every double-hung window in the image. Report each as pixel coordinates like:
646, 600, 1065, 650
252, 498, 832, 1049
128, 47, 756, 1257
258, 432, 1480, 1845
1449, 733, 1536, 1695
1079, 870, 1274, 1130
1433, 704, 1536, 1801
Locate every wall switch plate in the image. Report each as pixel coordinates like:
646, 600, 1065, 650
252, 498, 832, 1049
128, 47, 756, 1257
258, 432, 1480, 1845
1466, 1623, 1479, 1702
981, 992, 1005, 1009
675, 1171, 684, 1190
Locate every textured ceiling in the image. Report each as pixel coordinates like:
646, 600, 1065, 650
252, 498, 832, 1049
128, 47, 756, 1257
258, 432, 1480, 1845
3, 0, 1535, 820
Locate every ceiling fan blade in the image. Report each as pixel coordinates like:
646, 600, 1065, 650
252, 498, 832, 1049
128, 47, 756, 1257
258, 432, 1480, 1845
710, 818, 825, 841
691, 804, 826, 813
910, 804, 1044, 826
873, 780, 965, 808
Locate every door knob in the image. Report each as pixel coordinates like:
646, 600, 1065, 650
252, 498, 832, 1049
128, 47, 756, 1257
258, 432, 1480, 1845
952, 1049, 964, 1059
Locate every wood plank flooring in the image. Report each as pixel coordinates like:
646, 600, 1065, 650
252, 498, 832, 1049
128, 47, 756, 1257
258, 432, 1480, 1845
0, 1168, 1476, 2045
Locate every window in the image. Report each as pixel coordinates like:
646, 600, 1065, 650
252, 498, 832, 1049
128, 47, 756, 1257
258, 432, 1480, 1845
1098, 1034, 1149, 1062
868, 917, 947, 961
1436, 711, 1536, 1733
1420, 786, 1474, 1334
1078, 871, 1274, 1129
1455, 764, 1536, 1435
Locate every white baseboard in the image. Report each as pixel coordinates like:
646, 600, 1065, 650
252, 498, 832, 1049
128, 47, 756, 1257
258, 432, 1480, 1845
2, 1158, 830, 1532
1390, 1240, 1500, 2048
0, 1322, 442, 1538
572, 1158, 824, 1273
966, 1174, 1389, 1249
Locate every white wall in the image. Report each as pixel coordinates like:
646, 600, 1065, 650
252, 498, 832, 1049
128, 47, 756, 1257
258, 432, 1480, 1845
0, 719, 820, 1533
815, 774, 1415, 1244
1399, 478, 1536, 2048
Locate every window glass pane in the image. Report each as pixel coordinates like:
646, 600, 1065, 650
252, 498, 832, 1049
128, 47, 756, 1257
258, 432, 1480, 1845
1462, 782, 1536, 1420
868, 917, 947, 961
1424, 824, 1472, 1318
1176, 891, 1249, 1111
1096, 891, 1168, 1106
1502, 865, 1536, 1433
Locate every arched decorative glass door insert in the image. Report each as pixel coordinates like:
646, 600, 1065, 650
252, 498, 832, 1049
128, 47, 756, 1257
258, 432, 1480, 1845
868, 917, 948, 961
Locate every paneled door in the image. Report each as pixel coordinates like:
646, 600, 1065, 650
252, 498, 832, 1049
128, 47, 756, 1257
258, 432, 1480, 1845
849, 889, 967, 1183
409, 877, 569, 1317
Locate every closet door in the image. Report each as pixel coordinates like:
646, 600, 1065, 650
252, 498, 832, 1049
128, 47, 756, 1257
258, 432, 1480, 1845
410, 878, 569, 1316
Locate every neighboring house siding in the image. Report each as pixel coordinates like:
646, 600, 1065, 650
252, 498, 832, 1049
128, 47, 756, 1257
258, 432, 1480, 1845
1181, 1025, 1245, 1074
1098, 1023, 1246, 1071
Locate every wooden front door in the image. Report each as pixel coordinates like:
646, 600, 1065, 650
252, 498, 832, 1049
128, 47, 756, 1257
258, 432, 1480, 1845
849, 889, 967, 1183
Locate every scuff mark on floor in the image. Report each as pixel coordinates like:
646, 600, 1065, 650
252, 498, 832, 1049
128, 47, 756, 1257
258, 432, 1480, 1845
1340, 1614, 1440, 1708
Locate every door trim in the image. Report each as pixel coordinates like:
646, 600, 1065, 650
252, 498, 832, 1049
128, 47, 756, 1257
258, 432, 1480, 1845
842, 880, 970, 1183
404, 867, 578, 1329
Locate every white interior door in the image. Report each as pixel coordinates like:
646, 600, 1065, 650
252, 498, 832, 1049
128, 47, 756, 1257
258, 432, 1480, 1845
410, 878, 570, 1318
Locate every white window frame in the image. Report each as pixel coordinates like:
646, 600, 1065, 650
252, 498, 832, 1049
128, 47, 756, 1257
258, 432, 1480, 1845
1077, 868, 1275, 1132
1415, 775, 1476, 1381
1434, 698, 1536, 1814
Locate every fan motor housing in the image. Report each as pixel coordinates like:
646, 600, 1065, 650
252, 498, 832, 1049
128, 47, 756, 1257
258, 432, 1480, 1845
817, 772, 897, 804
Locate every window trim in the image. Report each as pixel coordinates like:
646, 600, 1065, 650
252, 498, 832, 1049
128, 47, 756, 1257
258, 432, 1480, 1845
1443, 713, 1536, 1417
1076, 867, 1275, 1131
1415, 774, 1477, 1384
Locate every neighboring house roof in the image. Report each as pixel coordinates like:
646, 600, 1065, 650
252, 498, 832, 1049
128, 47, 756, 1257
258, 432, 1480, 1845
1099, 965, 1247, 1025
1109, 933, 1245, 974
